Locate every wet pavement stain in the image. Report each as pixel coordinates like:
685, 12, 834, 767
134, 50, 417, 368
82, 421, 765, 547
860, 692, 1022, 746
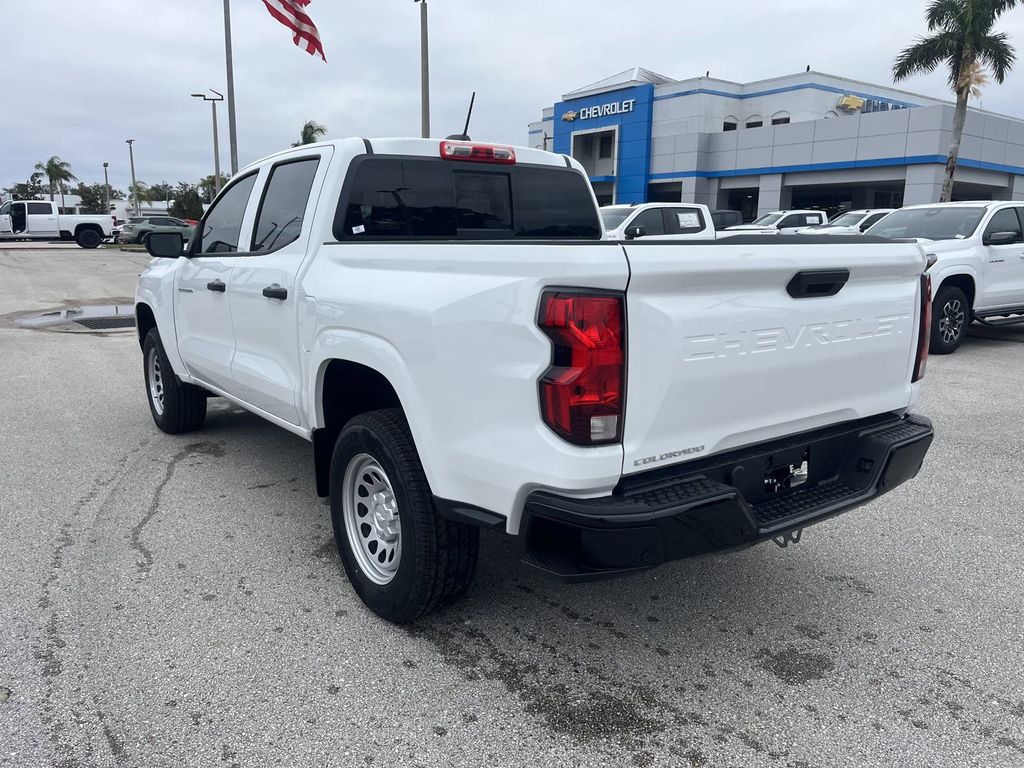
411, 621, 667, 743
756, 648, 836, 685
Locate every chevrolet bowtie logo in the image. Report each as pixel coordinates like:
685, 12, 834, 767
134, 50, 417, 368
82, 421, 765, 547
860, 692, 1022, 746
561, 110, 578, 122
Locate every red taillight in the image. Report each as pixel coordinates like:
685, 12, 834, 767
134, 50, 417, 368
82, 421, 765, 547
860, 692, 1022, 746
439, 140, 516, 164
913, 272, 932, 382
537, 291, 625, 445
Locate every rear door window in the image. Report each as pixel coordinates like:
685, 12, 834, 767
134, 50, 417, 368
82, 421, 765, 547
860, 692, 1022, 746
252, 157, 321, 252
336, 157, 600, 240
27, 202, 52, 215
664, 207, 706, 235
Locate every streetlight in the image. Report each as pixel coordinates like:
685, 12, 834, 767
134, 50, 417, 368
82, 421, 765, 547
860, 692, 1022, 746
125, 139, 139, 216
192, 89, 224, 198
413, 0, 430, 138
102, 162, 110, 215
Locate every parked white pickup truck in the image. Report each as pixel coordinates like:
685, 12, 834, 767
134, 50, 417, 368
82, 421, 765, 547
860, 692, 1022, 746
797, 209, 895, 236
600, 202, 716, 240
723, 209, 828, 235
0, 199, 116, 248
135, 138, 934, 622
867, 201, 1024, 353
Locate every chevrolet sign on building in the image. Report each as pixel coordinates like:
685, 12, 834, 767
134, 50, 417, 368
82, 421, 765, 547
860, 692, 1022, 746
529, 66, 1024, 217
571, 99, 637, 121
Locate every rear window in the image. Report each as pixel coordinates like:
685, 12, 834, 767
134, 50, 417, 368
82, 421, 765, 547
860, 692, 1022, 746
335, 157, 600, 240
27, 202, 51, 215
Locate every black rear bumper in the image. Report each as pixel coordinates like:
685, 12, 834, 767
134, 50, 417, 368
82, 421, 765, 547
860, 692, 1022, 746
521, 413, 933, 582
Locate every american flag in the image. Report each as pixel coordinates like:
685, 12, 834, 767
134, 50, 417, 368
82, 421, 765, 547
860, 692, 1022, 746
261, 0, 326, 61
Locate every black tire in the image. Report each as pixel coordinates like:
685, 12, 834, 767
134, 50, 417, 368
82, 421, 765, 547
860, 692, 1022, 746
142, 329, 207, 433
329, 409, 479, 623
75, 227, 102, 249
930, 284, 970, 354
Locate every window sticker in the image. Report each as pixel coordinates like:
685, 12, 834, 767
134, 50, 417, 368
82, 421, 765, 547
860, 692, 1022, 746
352, 225, 366, 234
676, 212, 701, 229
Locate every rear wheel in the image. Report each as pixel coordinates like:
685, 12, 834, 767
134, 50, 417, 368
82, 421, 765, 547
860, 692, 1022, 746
329, 409, 479, 623
930, 285, 969, 354
75, 227, 102, 249
143, 329, 207, 433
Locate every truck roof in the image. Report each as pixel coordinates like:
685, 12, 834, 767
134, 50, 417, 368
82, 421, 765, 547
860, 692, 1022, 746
248, 137, 571, 172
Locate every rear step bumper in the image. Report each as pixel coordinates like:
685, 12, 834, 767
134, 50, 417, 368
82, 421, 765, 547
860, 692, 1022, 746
520, 413, 933, 582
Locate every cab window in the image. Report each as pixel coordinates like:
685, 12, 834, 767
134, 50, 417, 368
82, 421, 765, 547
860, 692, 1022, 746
27, 202, 52, 215
983, 207, 1023, 242
0, 202, 10, 215
631, 208, 665, 237
196, 173, 258, 254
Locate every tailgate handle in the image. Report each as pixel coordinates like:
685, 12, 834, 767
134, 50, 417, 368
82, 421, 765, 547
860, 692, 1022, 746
787, 269, 850, 299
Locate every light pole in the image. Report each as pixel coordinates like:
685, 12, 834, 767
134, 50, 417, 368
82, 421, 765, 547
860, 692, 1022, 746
223, 0, 239, 174
125, 139, 139, 216
414, 0, 430, 138
192, 89, 224, 198
102, 162, 110, 214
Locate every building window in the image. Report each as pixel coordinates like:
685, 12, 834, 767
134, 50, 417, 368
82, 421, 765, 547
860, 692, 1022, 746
598, 134, 613, 159
771, 111, 790, 125
745, 116, 763, 129
722, 116, 738, 131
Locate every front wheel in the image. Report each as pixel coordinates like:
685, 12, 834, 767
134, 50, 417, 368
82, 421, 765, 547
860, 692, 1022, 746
329, 409, 479, 623
142, 329, 207, 433
930, 285, 970, 354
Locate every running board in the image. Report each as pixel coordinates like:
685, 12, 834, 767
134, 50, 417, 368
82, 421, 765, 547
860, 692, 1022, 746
975, 315, 1024, 328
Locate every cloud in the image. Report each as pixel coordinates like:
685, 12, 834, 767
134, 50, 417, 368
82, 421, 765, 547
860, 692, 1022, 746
2, 0, 1023, 191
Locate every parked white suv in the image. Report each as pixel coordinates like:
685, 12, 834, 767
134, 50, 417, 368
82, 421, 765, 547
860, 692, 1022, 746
797, 209, 894, 235
723, 209, 827, 235
867, 201, 1024, 353
136, 138, 934, 622
0, 199, 116, 248
599, 203, 715, 240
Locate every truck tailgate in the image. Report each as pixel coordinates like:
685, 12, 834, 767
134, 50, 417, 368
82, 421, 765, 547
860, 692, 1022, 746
621, 239, 926, 474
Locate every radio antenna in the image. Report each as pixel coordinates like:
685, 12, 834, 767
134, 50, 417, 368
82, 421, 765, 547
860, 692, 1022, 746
446, 91, 476, 141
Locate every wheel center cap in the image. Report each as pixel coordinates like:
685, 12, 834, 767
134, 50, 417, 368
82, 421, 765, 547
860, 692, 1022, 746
371, 491, 399, 540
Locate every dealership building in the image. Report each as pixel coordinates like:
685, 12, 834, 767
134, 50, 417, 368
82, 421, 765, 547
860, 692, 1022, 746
528, 68, 1024, 219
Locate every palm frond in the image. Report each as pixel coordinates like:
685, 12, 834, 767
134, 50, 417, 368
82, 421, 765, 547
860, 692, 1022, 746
977, 30, 1017, 82
893, 32, 958, 82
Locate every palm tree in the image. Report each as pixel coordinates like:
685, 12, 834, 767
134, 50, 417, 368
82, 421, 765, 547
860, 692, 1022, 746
130, 181, 150, 213
893, 0, 1021, 202
292, 120, 327, 146
33, 156, 78, 208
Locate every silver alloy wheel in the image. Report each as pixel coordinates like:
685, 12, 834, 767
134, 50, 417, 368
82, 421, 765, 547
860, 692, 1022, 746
342, 453, 402, 585
146, 345, 165, 416
939, 298, 966, 344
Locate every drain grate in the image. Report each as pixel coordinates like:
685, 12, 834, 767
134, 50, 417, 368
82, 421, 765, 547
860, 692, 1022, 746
74, 316, 137, 330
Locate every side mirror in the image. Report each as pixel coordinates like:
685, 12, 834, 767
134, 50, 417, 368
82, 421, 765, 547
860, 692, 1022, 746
145, 231, 185, 258
983, 230, 1020, 246
624, 225, 646, 240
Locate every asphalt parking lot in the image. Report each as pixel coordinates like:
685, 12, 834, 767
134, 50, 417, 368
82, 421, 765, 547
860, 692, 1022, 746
1, 248, 1022, 768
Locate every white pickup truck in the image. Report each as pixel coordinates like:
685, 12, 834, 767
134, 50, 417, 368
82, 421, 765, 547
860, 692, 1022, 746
135, 138, 934, 623
599, 203, 716, 240
724, 209, 828, 235
867, 201, 1024, 353
0, 199, 116, 248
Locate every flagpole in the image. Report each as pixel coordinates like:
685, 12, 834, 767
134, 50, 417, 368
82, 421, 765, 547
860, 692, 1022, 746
223, 0, 239, 175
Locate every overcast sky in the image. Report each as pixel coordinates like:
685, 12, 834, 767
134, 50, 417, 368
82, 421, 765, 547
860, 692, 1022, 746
3, 0, 1024, 193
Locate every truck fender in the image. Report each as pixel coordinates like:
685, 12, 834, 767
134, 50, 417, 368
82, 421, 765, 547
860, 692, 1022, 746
306, 328, 439, 494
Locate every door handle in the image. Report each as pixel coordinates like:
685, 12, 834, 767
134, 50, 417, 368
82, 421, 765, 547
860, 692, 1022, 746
262, 284, 288, 300
206, 279, 226, 293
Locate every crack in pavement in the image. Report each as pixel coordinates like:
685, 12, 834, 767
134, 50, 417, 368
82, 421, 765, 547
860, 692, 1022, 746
130, 441, 225, 575
33, 439, 149, 768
